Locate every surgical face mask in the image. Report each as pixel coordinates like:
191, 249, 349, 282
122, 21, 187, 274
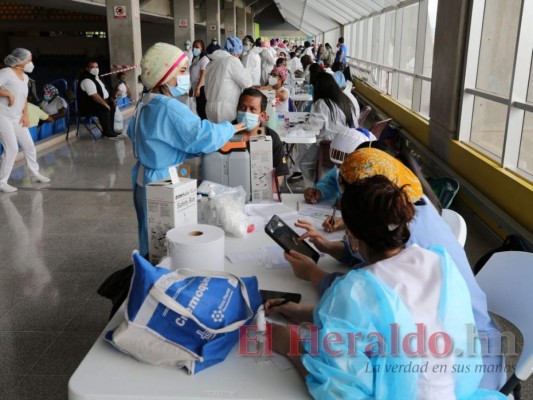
193, 48, 201, 57
23, 62, 34, 73
90, 68, 99, 76
268, 76, 278, 86
345, 234, 359, 258
168, 74, 190, 97
213, 41, 218, 46
243, 45, 250, 53
43, 94, 52, 102
237, 111, 259, 131
185, 45, 191, 51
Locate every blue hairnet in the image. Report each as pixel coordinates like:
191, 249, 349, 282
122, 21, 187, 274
334, 71, 346, 89
4, 48, 31, 67
224, 35, 243, 55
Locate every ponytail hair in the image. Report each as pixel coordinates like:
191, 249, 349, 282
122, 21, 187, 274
341, 175, 416, 253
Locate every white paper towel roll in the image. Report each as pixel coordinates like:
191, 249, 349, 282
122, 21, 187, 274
166, 224, 225, 271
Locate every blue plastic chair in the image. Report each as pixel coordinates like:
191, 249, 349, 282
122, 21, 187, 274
49, 78, 70, 132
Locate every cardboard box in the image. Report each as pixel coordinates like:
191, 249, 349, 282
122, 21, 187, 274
146, 178, 197, 264
249, 135, 273, 201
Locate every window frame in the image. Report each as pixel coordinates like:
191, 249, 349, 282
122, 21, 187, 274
345, 0, 435, 117
459, 0, 533, 180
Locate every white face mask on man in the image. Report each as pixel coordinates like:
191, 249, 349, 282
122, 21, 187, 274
90, 68, 99, 76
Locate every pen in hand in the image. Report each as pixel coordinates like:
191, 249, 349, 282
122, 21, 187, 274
329, 204, 337, 226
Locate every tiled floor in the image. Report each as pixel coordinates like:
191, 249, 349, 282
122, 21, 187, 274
0, 132, 137, 399
0, 127, 529, 399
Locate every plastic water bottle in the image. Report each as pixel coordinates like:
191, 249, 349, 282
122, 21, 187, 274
267, 99, 278, 130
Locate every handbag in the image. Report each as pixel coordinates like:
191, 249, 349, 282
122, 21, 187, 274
106, 251, 262, 374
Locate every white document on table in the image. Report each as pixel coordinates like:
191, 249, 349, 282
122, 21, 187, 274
226, 246, 290, 269
245, 203, 299, 223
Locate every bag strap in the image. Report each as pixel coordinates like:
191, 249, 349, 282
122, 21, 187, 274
149, 269, 253, 334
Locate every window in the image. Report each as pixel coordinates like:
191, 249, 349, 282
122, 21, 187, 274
476, 0, 521, 97
460, 0, 533, 180
518, 112, 533, 175
345, 1, 438, 117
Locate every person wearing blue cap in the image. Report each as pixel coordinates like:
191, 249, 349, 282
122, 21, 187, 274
204, 35, 252, 122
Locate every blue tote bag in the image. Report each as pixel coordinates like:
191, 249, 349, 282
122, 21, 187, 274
106, 251, 262, 374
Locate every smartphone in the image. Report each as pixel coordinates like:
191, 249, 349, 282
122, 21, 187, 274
265, 215, 320, 262
260, 290, 301, 304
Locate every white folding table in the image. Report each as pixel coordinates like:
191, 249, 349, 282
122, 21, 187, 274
68, 194, 344, 400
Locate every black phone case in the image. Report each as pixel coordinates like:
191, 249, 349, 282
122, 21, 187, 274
264, 215, 320, 262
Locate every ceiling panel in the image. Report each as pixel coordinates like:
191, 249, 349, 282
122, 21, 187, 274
276, 0, 409, 35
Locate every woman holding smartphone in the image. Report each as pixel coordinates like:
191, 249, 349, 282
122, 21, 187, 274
265, 175, 504, 399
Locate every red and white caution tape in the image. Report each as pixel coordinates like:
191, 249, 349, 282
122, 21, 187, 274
100, 64, 139, 77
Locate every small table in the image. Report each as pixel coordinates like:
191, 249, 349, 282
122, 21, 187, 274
68, 195, 344, 400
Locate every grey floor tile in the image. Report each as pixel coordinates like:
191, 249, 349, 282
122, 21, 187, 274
0, 298, 85, 332
0, 332, 59, 374
0, 374, 24, 395
37, 270, 113, 300
0, 298, 18, 320
30, 332, 98, 376
6, 374, 69, 400
52, 251, 121, 273
64, 299, 112, 333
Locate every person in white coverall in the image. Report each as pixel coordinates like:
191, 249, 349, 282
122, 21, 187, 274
204, 35, 252, 123
128, 42, 245, 256
241, 35, 262, 86
259, 40, 276, 86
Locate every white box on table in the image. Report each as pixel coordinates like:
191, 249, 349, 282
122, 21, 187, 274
249, 135, 273, 201
146, 178, 197, 264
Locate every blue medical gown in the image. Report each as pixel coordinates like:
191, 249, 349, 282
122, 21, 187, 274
315, 167, 340, 202
127, 94, 234, 255
304, 246, 506, 400
318, 197, 506, 390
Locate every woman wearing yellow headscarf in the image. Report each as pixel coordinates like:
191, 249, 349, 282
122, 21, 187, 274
128, 43, 245, 256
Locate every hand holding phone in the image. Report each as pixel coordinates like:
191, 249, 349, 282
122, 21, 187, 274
265, 215, 320, 262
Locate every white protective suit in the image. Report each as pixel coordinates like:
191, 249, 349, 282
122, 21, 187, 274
241, 46, 262, 86
204, 50, 252, 123
259, 48, 276, 86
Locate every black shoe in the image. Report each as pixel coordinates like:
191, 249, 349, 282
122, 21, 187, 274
287, 172, 303, 183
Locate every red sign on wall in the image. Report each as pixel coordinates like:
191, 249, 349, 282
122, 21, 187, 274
179, 19, 188, 28
113, 6, 127, 19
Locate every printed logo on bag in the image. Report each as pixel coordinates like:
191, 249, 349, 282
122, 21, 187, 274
175, 277, 210, 327
196, 329, 216, 341
211, 310, 224, 323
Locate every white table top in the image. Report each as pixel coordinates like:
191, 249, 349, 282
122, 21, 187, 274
68, 194, 344, 400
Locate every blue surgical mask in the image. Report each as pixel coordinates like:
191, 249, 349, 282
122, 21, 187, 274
345, 235, 359, 258
237, 111, 259, 131
168, 75, 190, 97
43, 94, 52, 102
243, 45, 250, 53
193, 48, 201, 57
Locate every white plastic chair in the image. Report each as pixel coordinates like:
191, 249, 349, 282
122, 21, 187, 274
476, 251, 533, 397
344, 80, 353, 93
441, 209, 467, 247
